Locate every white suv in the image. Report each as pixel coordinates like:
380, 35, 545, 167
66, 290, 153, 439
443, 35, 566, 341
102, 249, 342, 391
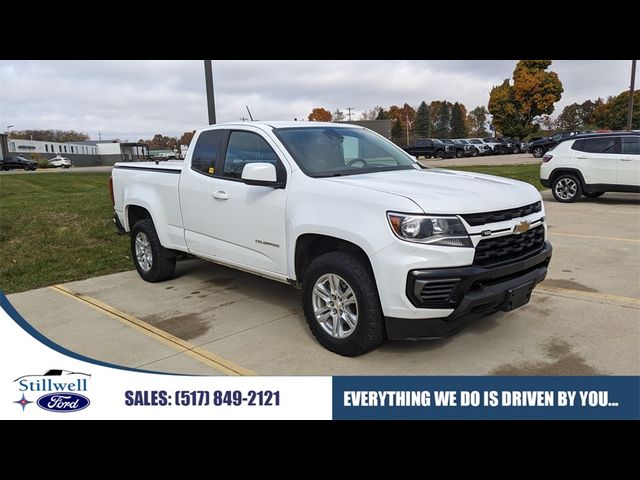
540, 133, 640, 202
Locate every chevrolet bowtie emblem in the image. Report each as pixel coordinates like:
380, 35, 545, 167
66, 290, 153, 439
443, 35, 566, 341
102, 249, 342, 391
513, 221, 531, 235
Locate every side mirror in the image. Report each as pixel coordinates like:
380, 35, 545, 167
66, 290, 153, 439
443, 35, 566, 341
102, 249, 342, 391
241, 162, 281, 188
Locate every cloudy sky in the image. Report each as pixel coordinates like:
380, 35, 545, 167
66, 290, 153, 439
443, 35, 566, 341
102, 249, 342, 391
0, 60, 634, 141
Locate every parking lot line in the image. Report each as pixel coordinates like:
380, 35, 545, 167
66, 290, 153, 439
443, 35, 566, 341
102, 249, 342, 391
49, 285, 255, 376
536, 285, 640, 306
549, 232, 640, 244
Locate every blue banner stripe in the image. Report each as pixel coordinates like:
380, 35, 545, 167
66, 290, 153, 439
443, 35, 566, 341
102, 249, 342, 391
0, 290, 182, 376
333, 376, 640, 420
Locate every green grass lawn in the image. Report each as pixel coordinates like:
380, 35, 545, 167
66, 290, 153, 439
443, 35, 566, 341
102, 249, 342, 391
0, 173, 131, 294
445, 164, 544, 191
0, 164, 544, 294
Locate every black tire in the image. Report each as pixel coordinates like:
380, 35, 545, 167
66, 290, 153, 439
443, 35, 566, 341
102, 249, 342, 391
436, 149, 445, 159
23, 165, 30, 171
302, 251, 386, 356
456, 149, 464, 158
552, 173, 582, 203
130, 218, 176, 282
532, 146, 544, 158
584, 191, 604, 198
514, 146, 521, 154
471, 149, 478, 157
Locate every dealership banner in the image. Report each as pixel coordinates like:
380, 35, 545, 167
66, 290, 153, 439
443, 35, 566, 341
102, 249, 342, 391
1, 293, 638, 420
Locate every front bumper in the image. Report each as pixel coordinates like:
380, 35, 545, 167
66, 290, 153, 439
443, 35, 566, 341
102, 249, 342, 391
385, 242, 552, 340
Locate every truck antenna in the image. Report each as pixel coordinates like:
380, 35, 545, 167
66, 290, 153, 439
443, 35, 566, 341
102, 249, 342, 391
246, 105, 254, 121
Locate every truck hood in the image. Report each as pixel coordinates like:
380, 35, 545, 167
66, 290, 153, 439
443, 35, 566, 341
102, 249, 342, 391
325, 168, 541, 214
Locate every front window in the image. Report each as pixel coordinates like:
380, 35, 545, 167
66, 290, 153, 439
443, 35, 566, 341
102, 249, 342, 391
277, 127, 415, 177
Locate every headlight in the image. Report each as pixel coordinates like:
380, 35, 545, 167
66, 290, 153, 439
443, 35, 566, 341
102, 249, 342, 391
387, 213, 472, 247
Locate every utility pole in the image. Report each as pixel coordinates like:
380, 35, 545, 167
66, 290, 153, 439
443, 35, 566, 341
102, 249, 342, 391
239, 117, 248, 122
346, 107, 354, 121
405, 114, 411, 145
98, 131, 102, 141
627, 59, 636, 131
204, 60, 216, 125
333, 109, 343, 122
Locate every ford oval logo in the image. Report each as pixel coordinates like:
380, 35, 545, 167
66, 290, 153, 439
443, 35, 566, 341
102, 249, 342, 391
37, 393, 90, 413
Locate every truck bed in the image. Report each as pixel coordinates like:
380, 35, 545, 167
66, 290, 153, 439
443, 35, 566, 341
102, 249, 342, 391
112, 160, 187, 251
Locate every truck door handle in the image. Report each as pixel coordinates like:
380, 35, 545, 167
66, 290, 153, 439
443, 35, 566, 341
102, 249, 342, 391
576, 156, 587, 159
212, 191, 229, 200
620, 158, 633, 161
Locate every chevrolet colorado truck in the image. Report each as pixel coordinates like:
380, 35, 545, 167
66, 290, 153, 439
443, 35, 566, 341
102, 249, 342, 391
110, 122, 552, 356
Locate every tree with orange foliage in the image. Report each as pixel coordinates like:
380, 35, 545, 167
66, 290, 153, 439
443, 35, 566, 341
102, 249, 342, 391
488, 60, 563, 138
308, 108, 332, 122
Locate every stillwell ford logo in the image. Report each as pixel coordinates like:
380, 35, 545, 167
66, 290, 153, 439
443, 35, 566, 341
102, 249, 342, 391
13, 369, 91, 413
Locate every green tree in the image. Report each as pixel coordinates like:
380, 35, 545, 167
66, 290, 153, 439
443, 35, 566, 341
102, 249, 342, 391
605, 90, 640, 130
375, 107, 389, 120
467, 106, 489, 137
556, 101, 600, 130
391, 118, 404, 143
431, 101, 451, 138
450, 102, 467, 138
488, 60, 563, 138
413, 101, 430, 137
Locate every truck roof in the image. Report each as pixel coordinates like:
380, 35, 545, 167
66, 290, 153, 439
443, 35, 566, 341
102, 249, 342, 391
200, 121, 363, 130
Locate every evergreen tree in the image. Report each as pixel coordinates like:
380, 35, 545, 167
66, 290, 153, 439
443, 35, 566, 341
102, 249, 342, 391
391, 118, 404, 143
450, 102, 467, 138
433, 101, 451, 138
413, 101, 430, 137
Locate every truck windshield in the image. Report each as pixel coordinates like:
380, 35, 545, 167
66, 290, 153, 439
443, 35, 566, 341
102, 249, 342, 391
276, 127, 415, 177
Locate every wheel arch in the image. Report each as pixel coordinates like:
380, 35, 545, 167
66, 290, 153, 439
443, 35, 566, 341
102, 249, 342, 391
294, 233, 375, 284
549, 168, 586, 188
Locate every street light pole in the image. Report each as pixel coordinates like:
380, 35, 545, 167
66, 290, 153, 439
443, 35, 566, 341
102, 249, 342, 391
6, 125, 13, 135
405, 115, 411, 145
627, 59, 636, 131
204, 60, 216, 125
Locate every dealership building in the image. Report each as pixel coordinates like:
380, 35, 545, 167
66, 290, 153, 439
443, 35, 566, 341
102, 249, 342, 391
2, 137, 150, 167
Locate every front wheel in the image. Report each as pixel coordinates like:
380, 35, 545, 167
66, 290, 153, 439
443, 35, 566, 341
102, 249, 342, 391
131, 219, 176, 282
23, 165, 30, 171
456, 150, 463, 158
302, 252, 386, 356
584, 191, 604, 198
435, 149, 445, 159
552, 174, 582, 203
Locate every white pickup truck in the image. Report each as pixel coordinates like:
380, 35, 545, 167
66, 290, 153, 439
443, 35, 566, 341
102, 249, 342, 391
110, 122, 552, 356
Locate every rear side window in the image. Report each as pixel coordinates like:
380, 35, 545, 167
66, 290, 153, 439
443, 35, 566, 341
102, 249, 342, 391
621, 136, 640, 155
223, 131, 279, 179
191, 130, 224, 175
571, 137, 617, 154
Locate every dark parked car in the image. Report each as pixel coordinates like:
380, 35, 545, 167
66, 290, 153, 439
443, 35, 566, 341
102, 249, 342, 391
0, 156, 37, 171
403, 138, 455, 159
445, 139, 475, 157
529, 131, 583, 158
504, 138, 529, 154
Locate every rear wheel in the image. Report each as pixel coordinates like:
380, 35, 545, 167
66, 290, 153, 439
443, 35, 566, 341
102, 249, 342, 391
584, 191, 604, 198
131, 219, 176, 282
552, 173, 582, 203
456, 149, 463, 158
302, 252, 386, 356
532, 146, 545, 158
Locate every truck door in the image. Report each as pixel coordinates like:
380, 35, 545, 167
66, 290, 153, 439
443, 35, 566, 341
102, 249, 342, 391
205, 129, 288, 275
179, 129, 225, 258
